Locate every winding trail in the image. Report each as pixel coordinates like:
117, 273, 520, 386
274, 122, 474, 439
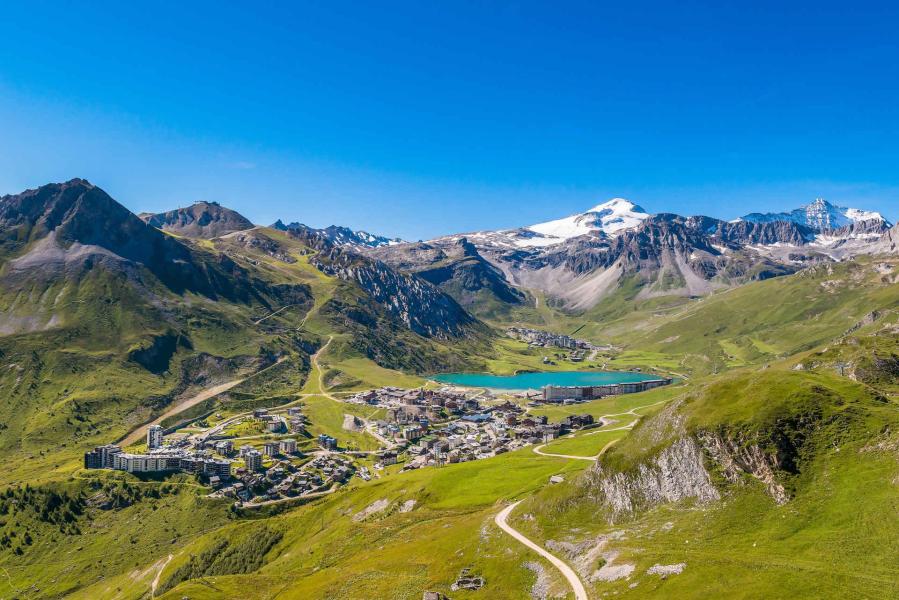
308, 336, 395, 450
495, 501, 588, 600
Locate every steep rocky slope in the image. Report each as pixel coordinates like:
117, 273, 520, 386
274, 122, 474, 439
515, 365, 899, 598
370, 236, 525, 318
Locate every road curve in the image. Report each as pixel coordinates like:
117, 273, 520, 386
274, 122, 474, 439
532, 445, 597, 461
495, 501, 588, 600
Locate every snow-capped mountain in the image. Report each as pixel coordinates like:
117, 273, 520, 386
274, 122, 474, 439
521, 198, 650, 246
739, 198, 888, 231
444, 198, 650, 250
272, 220, 402, 249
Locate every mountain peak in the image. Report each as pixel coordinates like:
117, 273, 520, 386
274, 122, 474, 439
520, 198, 650, 246
741, 198, 888, 232
141, 202, 254, 238
586, 197, 645, 214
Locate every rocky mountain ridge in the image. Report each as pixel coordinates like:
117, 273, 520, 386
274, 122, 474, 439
273, 219, 402, 249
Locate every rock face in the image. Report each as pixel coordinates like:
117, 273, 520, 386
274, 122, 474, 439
141, 201, 254, 238
370, 237, 525, 313
870, 224, 899, 255
699, 433, 788, 504
284, 227, 484, 340
585, 437, 720, 521
740, 197, 888, 232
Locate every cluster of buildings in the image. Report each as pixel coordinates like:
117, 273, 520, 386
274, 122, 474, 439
220, 453, 354, 504
350, 386, 481, 426
507, 327, 593, 350
541, 378, 671, 403
84, 441, 231, 477
251, 408, 287, 434
378, 401, 597, 471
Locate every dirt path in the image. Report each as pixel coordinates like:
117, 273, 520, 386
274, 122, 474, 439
309, 337, 393, 450
533, 436, 622, 461
150, 553, 173, 597
239, 484, 336, 508
532, 445, 597, 461
253, 303, 301, 325
120, 379, 246, 447
495, 501, 588, 600
530, 398, 670, 461
120, 357, 287, 447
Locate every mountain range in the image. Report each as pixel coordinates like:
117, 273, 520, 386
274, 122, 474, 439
369, 197, 896, 313
68, 186, 899, 319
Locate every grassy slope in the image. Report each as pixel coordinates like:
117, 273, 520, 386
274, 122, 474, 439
511, 366, 899, 599
61, 449, 591, 600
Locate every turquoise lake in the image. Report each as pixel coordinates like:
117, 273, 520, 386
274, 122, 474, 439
432, 371, 658, 390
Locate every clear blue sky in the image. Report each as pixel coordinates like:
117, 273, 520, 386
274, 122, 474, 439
1, 1, 898, 239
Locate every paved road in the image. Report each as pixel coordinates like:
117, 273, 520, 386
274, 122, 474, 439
532, 444, 597, 461
495, 501, 588, 600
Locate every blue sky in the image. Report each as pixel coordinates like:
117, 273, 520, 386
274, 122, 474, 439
1, 1, 898, 239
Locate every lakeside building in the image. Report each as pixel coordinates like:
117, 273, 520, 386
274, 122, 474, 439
542, 378, 671, 402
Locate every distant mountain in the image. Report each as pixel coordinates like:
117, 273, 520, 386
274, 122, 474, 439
739, 198, 888, 232
272, 220, 401, 249
370, 236, 526, 318
372, 196, 895, 311
523, 198, 650, 245
141, 201, 254, 238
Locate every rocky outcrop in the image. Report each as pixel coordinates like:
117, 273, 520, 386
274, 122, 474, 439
281, 226, 483, 339
871, 224, 899, 255
698, 432, 789, 504
371, 237, 525, 310
313, 247, 480, 338
584, 437, 720, 521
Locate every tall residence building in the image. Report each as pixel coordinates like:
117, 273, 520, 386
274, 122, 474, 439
147, 425, 164, 449
245, 450, 263, 471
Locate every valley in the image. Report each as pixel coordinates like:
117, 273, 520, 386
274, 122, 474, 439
1, 181, 898, 599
